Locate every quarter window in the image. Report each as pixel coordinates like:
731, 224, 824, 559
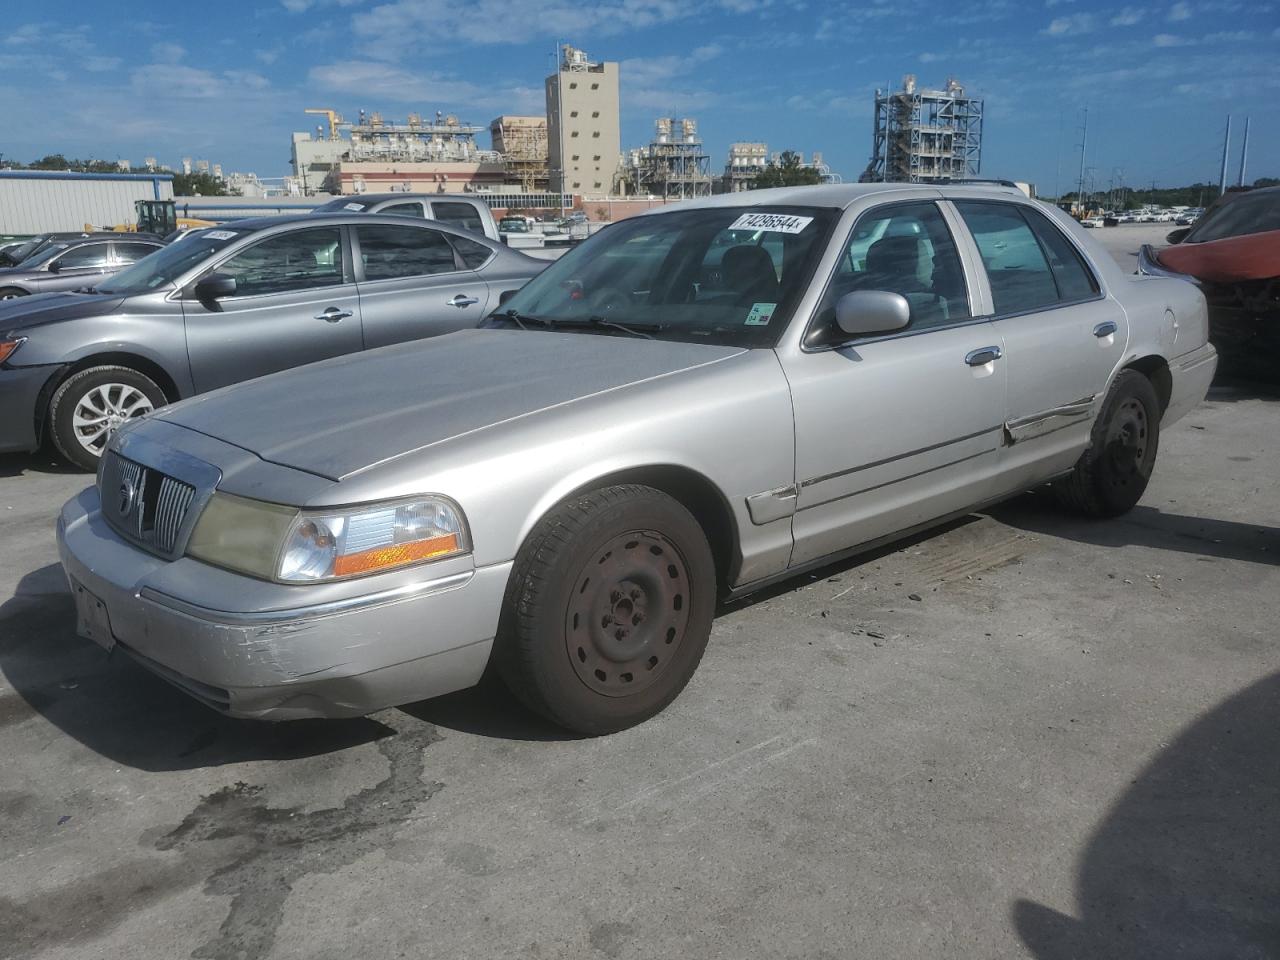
450, 235, 493, 270
1022, 207, 1099, 302
432, 202, 486, 236
954, 201, 1061, 315
217, 227, 345, 296
814, 201, 971, 337
356, 224, 456, 280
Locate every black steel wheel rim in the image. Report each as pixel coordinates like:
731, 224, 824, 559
564, 529, 692, 697
1104, 396, 1150, 486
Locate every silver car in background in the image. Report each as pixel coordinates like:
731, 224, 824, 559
57, 184, 1216, 734
0, 213, 542, 469
0, 235, 164, 299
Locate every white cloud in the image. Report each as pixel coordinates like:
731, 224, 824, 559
919, 51, 941, 62
621, 45, 723, 112
1167, 0, 1192, 18
307, 60, 544, 114
84, 55, 123, 72
1153, 31, 1194, 44
1043, 12, 1096, 34
1110, 7, 1146, 25
150, 41, 186, 63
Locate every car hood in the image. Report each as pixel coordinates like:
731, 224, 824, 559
0, 291, 127, 334
155, 329, 747, 481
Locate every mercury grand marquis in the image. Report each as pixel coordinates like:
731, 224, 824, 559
57, 183, 1217, 734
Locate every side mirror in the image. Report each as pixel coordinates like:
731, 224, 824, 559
47, 259, 62, 274
1165, 227, 1191, 245
835, 290, 911, 337
194, 273, 237, 302
498, 288, 518, 306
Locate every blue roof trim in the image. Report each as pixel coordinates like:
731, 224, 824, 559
0, 170, 175, 182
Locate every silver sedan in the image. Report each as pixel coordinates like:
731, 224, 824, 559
57, 183, 1216, 734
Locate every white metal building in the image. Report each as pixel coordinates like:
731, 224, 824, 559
0, 170, 175, 233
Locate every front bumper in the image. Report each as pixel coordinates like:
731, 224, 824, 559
0, 363, 56, 454
56, 485, 511, 719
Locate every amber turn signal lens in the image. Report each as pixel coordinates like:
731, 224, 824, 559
332, 533, 460, 577
0, 339, 25, 364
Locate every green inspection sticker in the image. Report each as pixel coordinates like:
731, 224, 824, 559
744, 302, 776, 326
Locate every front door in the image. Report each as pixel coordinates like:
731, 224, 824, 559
35, 241, 114, 294
952, 201, 1127, 463
182, 225, 363, 393
353, 222, 491, 350
785, 200, 1008, 567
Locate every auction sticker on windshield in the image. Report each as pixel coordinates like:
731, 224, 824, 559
728, 213, 813, 234
744, 302, 775, 325
204, 230, 238, 240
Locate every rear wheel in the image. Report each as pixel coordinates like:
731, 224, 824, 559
495, 484, 716, 735
1054, 369, 1161, 517
48, 366, 167, 471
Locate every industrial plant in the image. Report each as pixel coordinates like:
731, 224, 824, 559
861, 75, 984, 184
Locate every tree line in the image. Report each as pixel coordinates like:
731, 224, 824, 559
0, 154, 229, 195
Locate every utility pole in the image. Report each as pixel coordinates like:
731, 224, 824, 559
1237, 116, 1250, 187
1076, 107, 1088, 216
1218, 114, 1232, 196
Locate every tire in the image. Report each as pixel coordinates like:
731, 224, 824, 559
495, 484, 717, 735
49, 365, 168, 471
0, 287, 28, 300
1053, 369, 1161, 518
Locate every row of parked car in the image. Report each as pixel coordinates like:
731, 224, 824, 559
0, 201, 544, 469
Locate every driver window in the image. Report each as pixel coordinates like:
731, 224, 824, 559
54, 243, 112, 270
216, 227, 345, 297
816, 201, 971, 335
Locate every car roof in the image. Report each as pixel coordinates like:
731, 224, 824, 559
320, 192, 486, 205
216, 211, 497, 232
645, 181, 1030, 213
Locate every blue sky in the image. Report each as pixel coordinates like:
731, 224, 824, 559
2, 0, 1276, 193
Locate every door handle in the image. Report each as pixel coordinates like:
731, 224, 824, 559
1093, 321, 1118, 338
315, 307, 353, 323
447, 294, 479, 308
964, 345, 1003, 366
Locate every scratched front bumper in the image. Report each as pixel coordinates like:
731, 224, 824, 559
56, 486, 511, 720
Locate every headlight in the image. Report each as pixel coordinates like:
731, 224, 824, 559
186, 493, 469, 583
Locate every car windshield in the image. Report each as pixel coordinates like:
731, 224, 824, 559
21, 242, 72, 268
5, 237, 47, 264
1186, 190, 1280, 243
500, 218, 530, 233
312, 197, 370, 213
485, 205, 836, 347
97, 229, 248, 295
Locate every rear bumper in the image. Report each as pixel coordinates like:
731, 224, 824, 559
56, 486, 510, 719
0, 363, 55, 453
1164, 342, 1217, 427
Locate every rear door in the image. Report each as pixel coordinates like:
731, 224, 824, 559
35, 241, 114, 293
182, 225, 363, 392
353, 222, 492, 349
951, 200, 1125, 464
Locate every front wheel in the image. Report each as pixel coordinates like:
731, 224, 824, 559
0, 287, 28, 300
495, 484, 716, 735
48, 366, 167, 471
1053, 369, 1161, 517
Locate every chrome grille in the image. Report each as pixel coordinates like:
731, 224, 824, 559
101, 451, 197, 558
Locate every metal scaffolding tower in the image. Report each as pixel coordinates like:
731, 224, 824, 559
638, 118, 712, 199
862, 75, 983, 184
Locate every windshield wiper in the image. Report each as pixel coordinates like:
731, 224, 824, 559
559, 316, 665, 339
489, 308, 556, 330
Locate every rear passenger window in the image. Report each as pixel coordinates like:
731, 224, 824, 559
380, 202, 424, 218
954, 201, 1059, 315
432, 202, 486, 236
356, 224, 457, 280
1022, 208, 1099, 302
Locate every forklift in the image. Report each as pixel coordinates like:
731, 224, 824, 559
88, 200, 214, 238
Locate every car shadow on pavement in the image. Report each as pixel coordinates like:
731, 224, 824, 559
0, 451, 80, 479
1013, 671, 1280, 958
1206, 377, 1280, 402
0, 566, 394, 771
991, 494, 1279, 567
398, 671, 585, 742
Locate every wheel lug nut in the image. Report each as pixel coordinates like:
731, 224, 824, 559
633, 613, 644, 625
601, 615, 612, 627
614, 629, 625, 641
630, 589, 641, 600
610, 590, 622, 603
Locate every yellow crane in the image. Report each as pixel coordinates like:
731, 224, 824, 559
305, 108, 347, 140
